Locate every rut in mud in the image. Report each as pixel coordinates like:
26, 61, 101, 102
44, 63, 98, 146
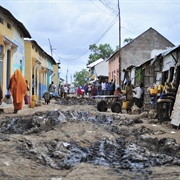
0, 109, 180, 179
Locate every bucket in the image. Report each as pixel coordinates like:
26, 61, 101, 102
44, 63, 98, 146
122, 101, 129, 109
30, 101, 35, 108
32, 95, 37, 101
149, 88, 158, 96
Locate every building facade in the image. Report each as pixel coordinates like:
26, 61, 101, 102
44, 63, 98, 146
24, 40, 58, 100
107, 27, 175, 85
0, 6, 31, 95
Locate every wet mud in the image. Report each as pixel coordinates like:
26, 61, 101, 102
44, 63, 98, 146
0, 109, 180, 179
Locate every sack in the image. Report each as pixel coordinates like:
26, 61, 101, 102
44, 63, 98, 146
24, 95, 30, 105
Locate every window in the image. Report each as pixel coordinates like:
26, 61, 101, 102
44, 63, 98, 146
0, 17, 4, 24
7, 22, 11, 29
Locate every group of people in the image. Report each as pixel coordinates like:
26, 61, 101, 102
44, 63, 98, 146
148, 81, 177, 109
80, 79, 116, 97
0, 69, 145, 115
58, 84, 69, 98
76, 79, 144, 114
121, 81, 144, 113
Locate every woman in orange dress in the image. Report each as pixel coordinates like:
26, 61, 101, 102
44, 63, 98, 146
8, 69, 27, 113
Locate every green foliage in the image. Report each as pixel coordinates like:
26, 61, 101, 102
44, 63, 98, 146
87, 43, 114, 65
124, 37, 133, 44
135, 69, 142, 86
73, 69, 89, 87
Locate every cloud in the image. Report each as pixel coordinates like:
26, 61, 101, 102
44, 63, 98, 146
1, 0, 180, 82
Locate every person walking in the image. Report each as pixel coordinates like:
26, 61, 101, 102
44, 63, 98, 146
49, 81, 56, 93
64, 85, 68, 98
110, 79, 115, 95
60, 85, 64, 98
91, 85, 97, 98
105, 82, 110, 95
8, 69, 27, 113
24, 80, 30, 105
87, 84, 92, 97
133, 82, 144, 108
125, 80, 134, 114
101, 81, 106, 95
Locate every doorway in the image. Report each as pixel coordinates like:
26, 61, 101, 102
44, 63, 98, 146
175, 66, 180, 90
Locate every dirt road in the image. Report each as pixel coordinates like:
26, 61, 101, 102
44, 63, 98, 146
0, 97, 179, 180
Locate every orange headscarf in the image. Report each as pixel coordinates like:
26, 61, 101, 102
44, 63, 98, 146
9, 69, 27, 103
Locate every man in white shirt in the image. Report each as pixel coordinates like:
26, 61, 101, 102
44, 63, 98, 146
64, 85, 68, 98
101, 81, 106, 95
133, 83, 144, 108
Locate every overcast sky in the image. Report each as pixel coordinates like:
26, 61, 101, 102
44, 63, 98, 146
0, 0, 180, 83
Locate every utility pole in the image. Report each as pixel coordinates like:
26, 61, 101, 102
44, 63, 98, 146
118, 0, 121, 86
66, 67, 69, 84
48, 38, 56, 57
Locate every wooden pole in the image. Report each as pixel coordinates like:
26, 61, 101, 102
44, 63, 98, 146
118, 0, 121, 86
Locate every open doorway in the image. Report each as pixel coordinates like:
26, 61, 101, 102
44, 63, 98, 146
162, 71, 168, 85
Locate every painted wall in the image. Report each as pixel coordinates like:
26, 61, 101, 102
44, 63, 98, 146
13, 29, 25, 75
52, 64, 58, 91
24, 41, 33, 96
95, 60, 108, 77
46, 60, 54, 90
0, 13, 20, 95
24, 40, 47, 100
108, 55, 119, 84
0, 14, 14, 40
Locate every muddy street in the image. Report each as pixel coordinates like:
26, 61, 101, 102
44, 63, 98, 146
0, 97, 180, 180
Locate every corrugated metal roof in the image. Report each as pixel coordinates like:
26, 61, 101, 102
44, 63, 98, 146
161, 45, 180, 56
87, 58, 104, 68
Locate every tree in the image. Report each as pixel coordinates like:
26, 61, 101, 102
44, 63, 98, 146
123, 37, 133, 45
87, 43, 114, 65
73, 69, 89, 87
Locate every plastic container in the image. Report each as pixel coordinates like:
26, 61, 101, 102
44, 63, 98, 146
30, 101, 35, 108
32, 95, 37, 101
122, 101, 129, 109
150, 87, 158, 96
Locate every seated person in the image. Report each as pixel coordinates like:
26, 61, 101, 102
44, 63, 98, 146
114, 87, 122, 96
